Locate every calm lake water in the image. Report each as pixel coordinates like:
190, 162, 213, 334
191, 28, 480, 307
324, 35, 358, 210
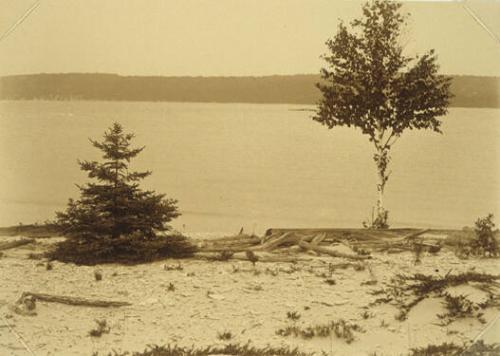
0, 100, 498, 235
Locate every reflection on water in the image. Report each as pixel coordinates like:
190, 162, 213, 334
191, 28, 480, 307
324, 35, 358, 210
0, 101, 498, 234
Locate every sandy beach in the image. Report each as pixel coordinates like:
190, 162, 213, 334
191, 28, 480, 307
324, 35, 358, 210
0, 235, 498, 355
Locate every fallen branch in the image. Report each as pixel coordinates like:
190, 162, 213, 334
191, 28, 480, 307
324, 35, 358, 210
194, 252, 310, 263
19, 292, 131, 308
0, 238, 35, 251
402, 229, 430, 241
298, 240, 371, 260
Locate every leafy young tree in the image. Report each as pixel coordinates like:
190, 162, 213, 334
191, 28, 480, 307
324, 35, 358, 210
314, 0, 452, 228
56, 122, 180, 240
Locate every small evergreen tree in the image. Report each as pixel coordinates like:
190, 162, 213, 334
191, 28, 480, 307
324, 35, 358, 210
56, 122, 179, 239
52, 123, 194, 264
314, 0, 452, 228
472, 214, 498, 257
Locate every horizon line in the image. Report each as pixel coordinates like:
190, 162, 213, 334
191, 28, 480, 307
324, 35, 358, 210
1, 72, 498, 79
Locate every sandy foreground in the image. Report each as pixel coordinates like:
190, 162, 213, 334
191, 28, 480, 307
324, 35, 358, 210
0, 236, 499, 356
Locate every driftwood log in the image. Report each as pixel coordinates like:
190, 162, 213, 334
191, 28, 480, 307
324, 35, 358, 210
0, 238, 35, 251
298, 240, 371, 260
194, 252, 310, 263
197, 228, 448, 261
18, 292, 131, 307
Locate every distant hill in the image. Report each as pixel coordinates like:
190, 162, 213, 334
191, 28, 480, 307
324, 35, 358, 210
0, 73, 498, 108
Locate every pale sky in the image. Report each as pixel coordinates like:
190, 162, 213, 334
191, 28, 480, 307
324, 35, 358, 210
0, 0, 498, 77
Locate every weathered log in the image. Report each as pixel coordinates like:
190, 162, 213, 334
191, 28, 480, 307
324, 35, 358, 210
298, 240, 371, 260
311, 233, 327, 246
250, 232, 295, 251
203, 237, 261, 247
200, 234, 257, 243
0, 238, 35, 251
193, 252, 310, 263
200, 244, 258, 253
19, 292, 131, 307
402, 229, 430, 241
252, 232, 317, 252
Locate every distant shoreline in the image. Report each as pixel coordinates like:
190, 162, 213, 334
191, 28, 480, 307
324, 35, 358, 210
0, 73, 498, 108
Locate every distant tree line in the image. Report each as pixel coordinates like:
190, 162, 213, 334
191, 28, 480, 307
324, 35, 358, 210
0, 73, 497, 108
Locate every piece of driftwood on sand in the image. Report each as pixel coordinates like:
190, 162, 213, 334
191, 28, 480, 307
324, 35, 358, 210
0, 238, 35, 251
18, 292, 131, 307
195, 228, 448, 264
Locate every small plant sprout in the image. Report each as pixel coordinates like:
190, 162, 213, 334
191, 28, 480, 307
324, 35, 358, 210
361, 311, 373, 319
286, 311, 301, 322
245, 250, 259, 267
413, 242, 424, 264
46, 262, 53, 270
216, 330, 233, 341
473, 214, 499, 257
167, 283, 176, 292
94, 270, 103, 281
89, 319, 110, 337
217, 250, 234, 261
276, 319, 362, 343
324, 278, 336, 286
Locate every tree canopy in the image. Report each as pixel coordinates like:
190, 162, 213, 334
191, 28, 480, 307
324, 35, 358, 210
56, 123, 180, 240
314, 0, 452, 227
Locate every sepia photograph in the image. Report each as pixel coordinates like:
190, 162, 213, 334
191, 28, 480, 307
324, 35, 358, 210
0, 0, 499, 355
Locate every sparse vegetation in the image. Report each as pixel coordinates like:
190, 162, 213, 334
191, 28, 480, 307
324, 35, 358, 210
447, 215, 499, 258
167, 283, 176, 292
361, 310, 373, 319
374, 272, 500, 320
410, 340, 500, 356
324, 278, 336, 286
471, 214, 499, 257
437, 293, 486, 325
276, 319, 363, 343
409, 342, 464, 356
216, 330, 233, 341
413, 242, 424, 264
216, 250, 235, 261
89, 319, 111, 337
94, 270, 103, 281
286, 311, 301, 322
100, 343, 313, 356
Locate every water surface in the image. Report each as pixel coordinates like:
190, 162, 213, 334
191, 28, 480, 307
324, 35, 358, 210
0, 101, 498, 234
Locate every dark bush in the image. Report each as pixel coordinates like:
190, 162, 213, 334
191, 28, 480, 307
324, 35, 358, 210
47, 233, 197, 265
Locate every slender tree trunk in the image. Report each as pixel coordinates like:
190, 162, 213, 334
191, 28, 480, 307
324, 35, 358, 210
376, 159, 385, 215
373, 144, 390, 228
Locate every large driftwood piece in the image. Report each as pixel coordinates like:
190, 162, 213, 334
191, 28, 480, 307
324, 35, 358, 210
402, 229, 430, 241
19, 292, 131, 307
0, 238, 35, 251
251, 232, 316, 252
194, 252, 310, 263
201, 234, 257, 243
298, 240, 371, 260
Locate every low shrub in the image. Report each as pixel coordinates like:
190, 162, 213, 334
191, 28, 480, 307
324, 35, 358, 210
99, 343, 312, 356
373, 272, 500, 321
446, 214, 499, 258
216, 330, 233, 341
47, 233, 197, 265
89, 319, 110, 337
276, 319, 363, 343
410, 340, 500, 356
437, 293, 487, 325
